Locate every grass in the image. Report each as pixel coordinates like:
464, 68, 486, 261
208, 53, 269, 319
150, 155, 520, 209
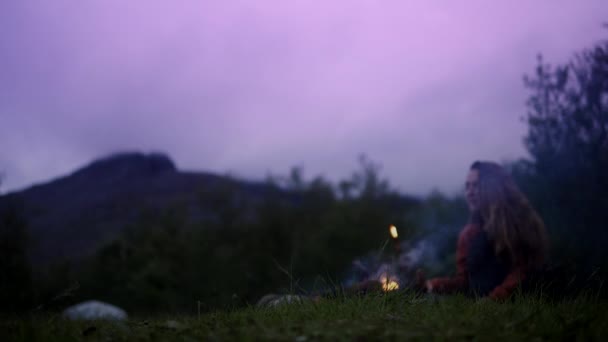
2, 291, 607, 341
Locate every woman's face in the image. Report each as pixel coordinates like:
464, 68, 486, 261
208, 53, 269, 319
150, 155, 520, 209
465, 169, 480, 212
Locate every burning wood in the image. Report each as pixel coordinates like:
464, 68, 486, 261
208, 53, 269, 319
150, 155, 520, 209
379, 273, 400, 291
371, 263, 401, 292
314, 224, 436, 298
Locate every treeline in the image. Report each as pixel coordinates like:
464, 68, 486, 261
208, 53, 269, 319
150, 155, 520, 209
79, 157, 469, 313
1, 156, 469, 313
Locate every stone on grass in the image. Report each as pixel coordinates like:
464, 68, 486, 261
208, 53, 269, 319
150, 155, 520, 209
256, 294, 309, 308
63, 300, 128, 321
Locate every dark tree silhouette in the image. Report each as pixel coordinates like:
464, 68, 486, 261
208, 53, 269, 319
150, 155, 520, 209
518, 35, 608, 266
0, 197, 33, 312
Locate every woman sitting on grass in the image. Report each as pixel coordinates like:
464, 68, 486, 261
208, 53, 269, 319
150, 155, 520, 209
422, 161, 549, 300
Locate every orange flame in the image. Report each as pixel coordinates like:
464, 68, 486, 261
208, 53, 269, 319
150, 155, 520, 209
379, 274, 400, 291
389, 225, 398, 239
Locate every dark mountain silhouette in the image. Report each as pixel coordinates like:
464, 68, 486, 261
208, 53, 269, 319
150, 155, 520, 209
0, 152, 289, 267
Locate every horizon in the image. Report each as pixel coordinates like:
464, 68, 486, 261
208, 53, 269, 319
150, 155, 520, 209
0, 150, 464, 198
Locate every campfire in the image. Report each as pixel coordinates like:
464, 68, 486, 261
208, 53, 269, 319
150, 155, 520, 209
373, 225, 402, 291
379, 274, 400, 291
262, 224, 438, 305
342, 223, 436, 295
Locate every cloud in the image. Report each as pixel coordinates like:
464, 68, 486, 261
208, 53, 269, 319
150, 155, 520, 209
0, 0, 606, 195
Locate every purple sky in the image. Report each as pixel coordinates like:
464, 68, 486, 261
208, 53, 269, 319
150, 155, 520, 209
1, 1, 606, 196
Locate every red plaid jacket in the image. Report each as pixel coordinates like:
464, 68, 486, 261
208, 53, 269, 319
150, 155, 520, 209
427, 224, 525, 300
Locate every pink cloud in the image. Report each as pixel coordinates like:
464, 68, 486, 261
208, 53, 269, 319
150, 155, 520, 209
1, 0, 606, 195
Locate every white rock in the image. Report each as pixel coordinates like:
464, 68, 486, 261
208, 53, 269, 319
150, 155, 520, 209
63, 300, 128, 321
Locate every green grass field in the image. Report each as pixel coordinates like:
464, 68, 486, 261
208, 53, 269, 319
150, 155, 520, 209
3, 291, 607, 341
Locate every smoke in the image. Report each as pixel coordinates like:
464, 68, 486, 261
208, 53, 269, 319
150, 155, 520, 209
397, 240, 437, 270
343, 229, 456, 289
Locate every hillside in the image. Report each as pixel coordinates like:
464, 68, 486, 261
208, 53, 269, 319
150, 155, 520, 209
0, 152, 289, 266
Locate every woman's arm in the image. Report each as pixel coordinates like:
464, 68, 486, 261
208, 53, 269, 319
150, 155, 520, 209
487, 265, 526, 300
426, 225, 481, 293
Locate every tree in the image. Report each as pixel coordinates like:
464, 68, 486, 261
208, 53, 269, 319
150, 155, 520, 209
0, 196, 33, 312
520, 36, 608, 265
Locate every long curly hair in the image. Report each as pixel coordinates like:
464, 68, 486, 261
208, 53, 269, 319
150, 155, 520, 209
471, 161, 548, 269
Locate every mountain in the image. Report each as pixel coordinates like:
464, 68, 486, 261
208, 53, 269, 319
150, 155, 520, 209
0, 152, 287, 267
